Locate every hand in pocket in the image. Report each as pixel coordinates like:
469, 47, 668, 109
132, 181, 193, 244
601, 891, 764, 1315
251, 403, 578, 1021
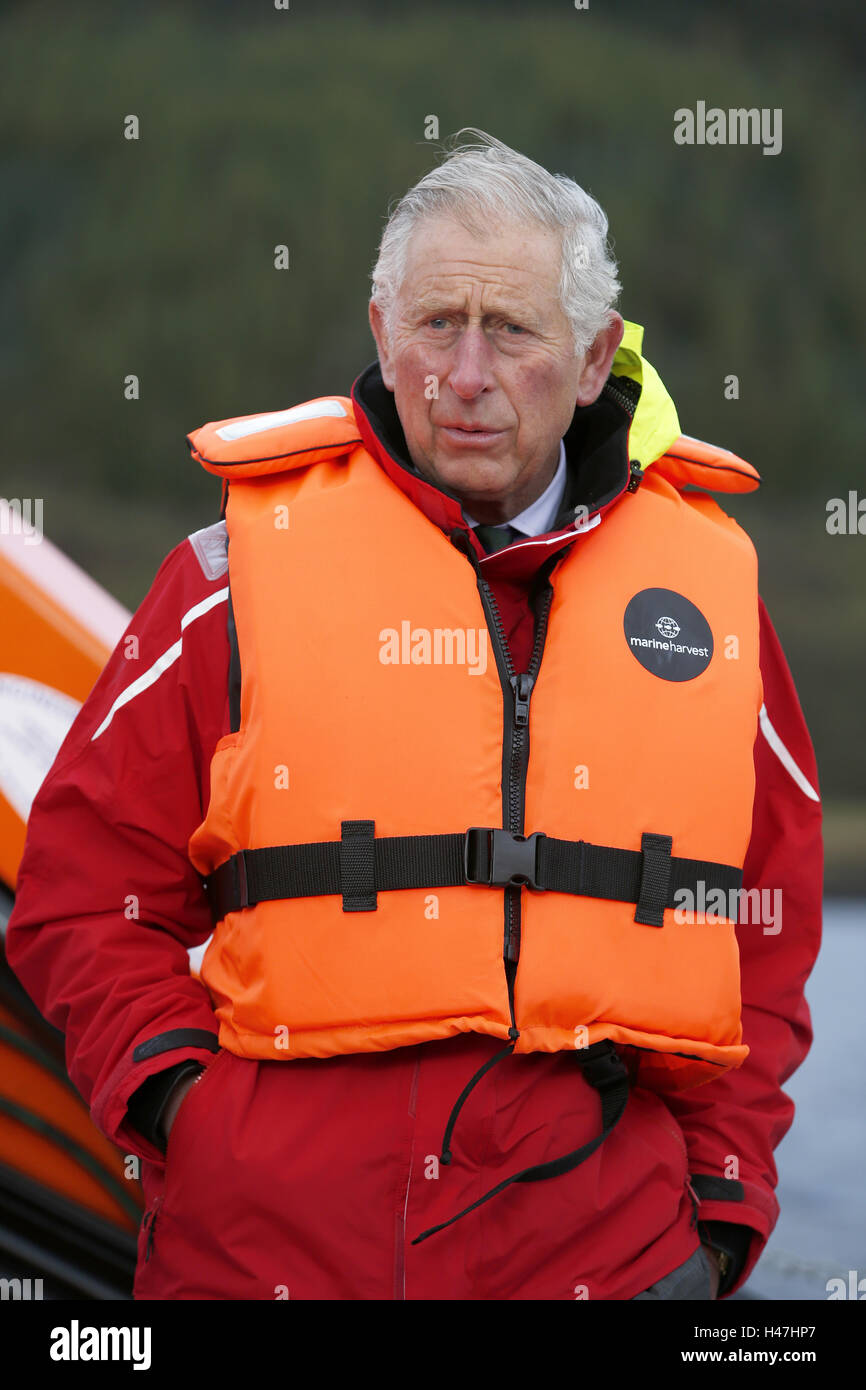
160, 1070, 204, 1145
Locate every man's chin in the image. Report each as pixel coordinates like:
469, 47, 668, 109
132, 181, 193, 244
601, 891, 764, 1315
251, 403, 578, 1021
426, 461, 516, 503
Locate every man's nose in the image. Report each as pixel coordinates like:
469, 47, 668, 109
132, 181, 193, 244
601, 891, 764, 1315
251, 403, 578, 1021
446, 325, 495, 399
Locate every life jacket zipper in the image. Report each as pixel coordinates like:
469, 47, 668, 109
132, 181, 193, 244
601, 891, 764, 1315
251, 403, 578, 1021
474, 572, 555, 1022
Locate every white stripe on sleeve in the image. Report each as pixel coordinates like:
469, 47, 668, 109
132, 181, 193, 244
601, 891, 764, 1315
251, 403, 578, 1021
91, 587, 229, 741
758, 703, 820, 802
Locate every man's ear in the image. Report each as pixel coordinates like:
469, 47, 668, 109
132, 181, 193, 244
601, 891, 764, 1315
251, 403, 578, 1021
368, 299, 395, 390
575, 312, 625, 407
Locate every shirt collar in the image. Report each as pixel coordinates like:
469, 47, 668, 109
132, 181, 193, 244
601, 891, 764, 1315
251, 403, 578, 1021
461, 440, 567, 535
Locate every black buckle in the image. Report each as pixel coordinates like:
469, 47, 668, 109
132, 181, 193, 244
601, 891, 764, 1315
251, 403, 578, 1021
464, 828, 546, 889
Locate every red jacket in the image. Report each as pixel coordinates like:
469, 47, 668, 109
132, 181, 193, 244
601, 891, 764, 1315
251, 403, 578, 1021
6, 363, 823, 1299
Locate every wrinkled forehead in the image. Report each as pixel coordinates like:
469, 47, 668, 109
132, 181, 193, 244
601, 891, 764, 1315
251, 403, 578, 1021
398, 214, 565, 316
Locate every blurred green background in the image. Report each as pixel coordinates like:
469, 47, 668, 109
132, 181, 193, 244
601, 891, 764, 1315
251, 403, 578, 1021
2, 0, 863, 888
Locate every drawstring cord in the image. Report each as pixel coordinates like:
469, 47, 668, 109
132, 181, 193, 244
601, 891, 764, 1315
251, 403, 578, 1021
412, 1039, 630, 1245
439, 1039, 517, 1165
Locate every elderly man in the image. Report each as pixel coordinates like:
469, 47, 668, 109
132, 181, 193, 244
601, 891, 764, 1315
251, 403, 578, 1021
7, 131, 821, 1301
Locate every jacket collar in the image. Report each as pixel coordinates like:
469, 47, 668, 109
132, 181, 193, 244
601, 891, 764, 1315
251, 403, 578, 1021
350, 358, 636, 573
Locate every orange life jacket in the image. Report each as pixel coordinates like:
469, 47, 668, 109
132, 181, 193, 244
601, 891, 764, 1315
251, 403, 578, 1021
187, 395, 763, 1095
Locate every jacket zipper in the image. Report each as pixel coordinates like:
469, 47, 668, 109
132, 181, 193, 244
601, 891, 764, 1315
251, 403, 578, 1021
475, 572, 555, 1032
687, 1178, 701, 1229
143, 1194, 162, 1262
395, 1056, 421, 1300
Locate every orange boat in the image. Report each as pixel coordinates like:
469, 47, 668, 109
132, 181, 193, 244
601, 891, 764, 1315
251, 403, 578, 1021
0, 506, 143, 1297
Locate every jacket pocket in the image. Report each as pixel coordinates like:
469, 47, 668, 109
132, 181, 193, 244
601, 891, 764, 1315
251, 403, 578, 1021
133, 1054, 229, 1280
163, 1046, 230, 1163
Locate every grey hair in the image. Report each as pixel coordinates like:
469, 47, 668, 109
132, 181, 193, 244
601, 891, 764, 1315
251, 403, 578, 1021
370, 129, 621, 356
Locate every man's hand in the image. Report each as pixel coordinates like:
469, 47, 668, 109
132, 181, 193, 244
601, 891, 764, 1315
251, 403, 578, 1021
160, 1071, 202, 1146
701, 1242, 723, 1298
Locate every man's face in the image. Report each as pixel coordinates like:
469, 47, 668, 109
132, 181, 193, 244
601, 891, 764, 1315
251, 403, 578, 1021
369, 215, 623, 524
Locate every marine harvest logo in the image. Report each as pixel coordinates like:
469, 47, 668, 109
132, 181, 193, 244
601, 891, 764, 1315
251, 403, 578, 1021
624, 588, 713, 681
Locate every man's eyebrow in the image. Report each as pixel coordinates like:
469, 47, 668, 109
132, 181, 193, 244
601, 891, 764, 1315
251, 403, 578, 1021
411, 295, 541, 325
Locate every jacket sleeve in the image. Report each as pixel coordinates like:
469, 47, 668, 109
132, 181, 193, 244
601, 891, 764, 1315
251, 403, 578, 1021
5, 525, 231, 1166
665, 596, 823, 1296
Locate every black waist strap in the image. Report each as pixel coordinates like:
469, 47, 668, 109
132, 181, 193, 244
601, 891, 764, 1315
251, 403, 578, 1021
205, 823, 742, 926
411, 1040, 630, 1244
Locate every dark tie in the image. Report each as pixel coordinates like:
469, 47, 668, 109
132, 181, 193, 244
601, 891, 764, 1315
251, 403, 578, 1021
472, 523, 525, 554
